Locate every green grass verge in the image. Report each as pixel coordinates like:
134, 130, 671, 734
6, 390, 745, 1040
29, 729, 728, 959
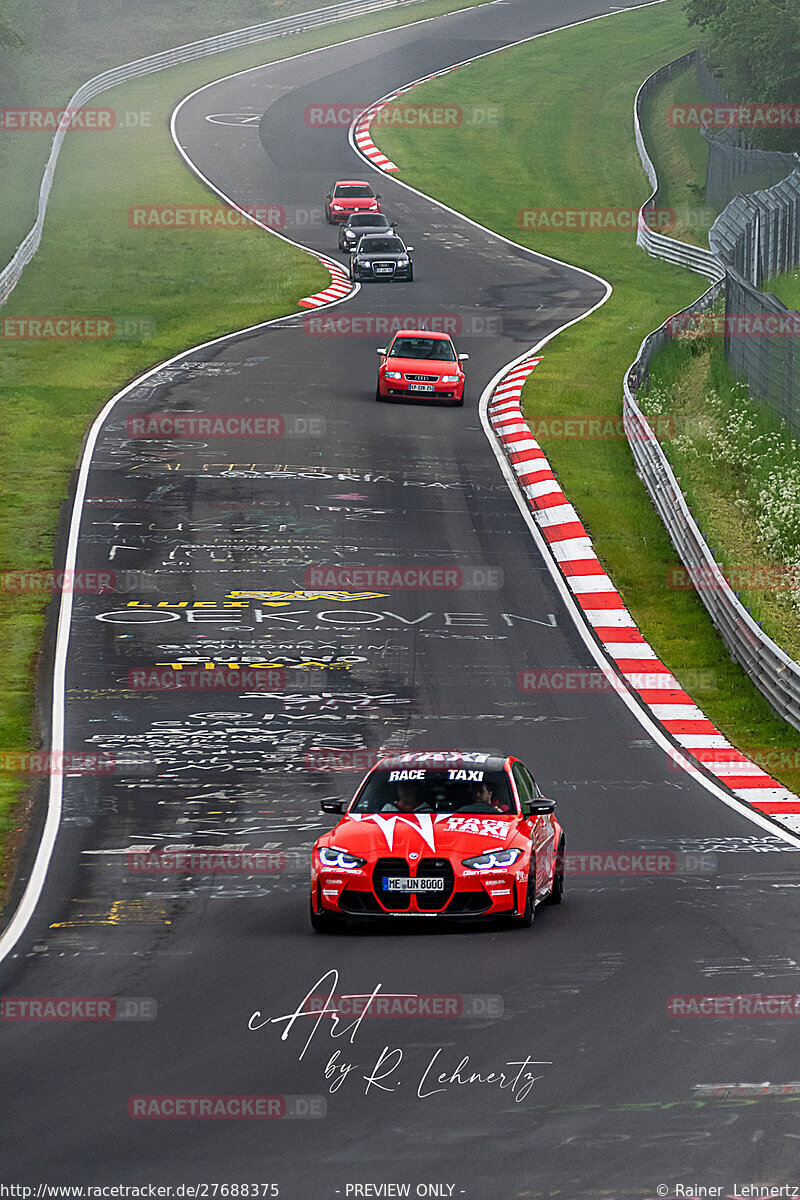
768, 269, 800, 312
372, 0, 800, 791
0, 0, 495, 905
638, 62, 718, 246
639, 333, 800, 663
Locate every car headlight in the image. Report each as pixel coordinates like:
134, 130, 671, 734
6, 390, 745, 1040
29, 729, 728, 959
396, 256, 408, 264
462, 847, 523, 871
331, 202, 344, 209
384, 370, 402, 379
318, 846, 366, 870
440, 374, 460, 383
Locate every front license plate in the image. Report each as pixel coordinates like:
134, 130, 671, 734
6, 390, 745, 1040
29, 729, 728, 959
383, 877, 445, 892
374, 266, 393, 274
408, 384, 435, 393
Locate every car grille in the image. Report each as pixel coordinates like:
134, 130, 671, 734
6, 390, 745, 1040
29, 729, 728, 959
404, 374, 438, 382
415, 858, 455, 910
373, 858, 411, 910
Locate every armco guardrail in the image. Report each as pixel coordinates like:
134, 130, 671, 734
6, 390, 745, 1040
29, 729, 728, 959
624, 55, 800, 732
633, 51, 725, 283
0, 0, 425, 306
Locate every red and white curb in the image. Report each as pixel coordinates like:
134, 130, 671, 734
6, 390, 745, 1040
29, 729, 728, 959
297, 256, 353, 309
351, 66, 459, 174
488, 359, 800, 830
353, 102, 400, 172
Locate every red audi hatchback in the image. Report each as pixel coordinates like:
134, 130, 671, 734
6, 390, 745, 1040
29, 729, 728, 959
375, 330, 468, 405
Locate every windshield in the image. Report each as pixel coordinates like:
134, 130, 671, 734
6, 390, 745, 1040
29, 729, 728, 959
351, 769, 516, 815
389, 337, 456, 361
335, 185, 374, 198
349, 215, 387, 227
358, 237, 404, 254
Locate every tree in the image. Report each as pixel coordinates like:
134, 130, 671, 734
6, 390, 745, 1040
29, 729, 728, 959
686, 0, 800, 150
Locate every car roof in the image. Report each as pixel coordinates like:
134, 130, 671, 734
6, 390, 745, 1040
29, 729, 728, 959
389, 330, 452, 341
371, 751, 509, 773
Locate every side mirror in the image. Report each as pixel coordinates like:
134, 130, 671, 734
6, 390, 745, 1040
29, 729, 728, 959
458, 353, 470, 361
320, 799, 345, 814
390, 221, 398, 227
405, 245, 414, 252
375, 194, 382, 200
376, 347, 387, 355
529, 799, 555, 815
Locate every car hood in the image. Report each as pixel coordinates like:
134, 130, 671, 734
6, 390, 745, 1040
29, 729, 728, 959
335, 198, 378, 209
385, 355, 459, 375
321, 812, 522, 856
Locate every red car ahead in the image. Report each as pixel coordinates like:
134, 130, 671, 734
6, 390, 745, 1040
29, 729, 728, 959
310, 751, 564, 931
325, 179, 381, 224
375, 330, 468, 406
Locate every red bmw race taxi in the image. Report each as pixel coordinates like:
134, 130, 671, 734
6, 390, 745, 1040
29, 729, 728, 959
325, 180, 381, 224
310, 751, 564, 931
375, 330, 468, 406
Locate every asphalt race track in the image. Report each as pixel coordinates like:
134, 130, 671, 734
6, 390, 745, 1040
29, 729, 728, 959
3, 1, 800, 1194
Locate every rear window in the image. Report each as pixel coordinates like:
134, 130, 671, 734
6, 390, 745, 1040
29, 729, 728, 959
351, 769, 516, 815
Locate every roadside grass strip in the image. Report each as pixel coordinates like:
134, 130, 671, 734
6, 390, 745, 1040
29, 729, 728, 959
769, 269, 800, 313
488, 363, 800, 822
364, 0, 800, 798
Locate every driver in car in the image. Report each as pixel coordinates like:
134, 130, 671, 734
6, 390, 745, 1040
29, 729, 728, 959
470, 779, 514, 814
383, 781, 423, 813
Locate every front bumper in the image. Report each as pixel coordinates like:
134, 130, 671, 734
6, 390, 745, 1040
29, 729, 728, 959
352, 262, 412, 280
329, 205, 379, 224
313, 859, 524, 918
378, 379, 463, 402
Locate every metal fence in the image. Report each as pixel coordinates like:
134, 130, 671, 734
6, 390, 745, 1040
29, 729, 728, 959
0, 0, 426, 306
703, 128, 798, 210
626, 55, 800, 731
710, 170, 800, 284
695, 51, 800, 209
708, 170, 800, 433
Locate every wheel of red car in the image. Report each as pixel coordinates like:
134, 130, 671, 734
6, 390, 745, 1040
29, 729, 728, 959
548, 836, 565, 905
375, 384, 386, 402
513, 861, 536, 928
309, 896, 343, 934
